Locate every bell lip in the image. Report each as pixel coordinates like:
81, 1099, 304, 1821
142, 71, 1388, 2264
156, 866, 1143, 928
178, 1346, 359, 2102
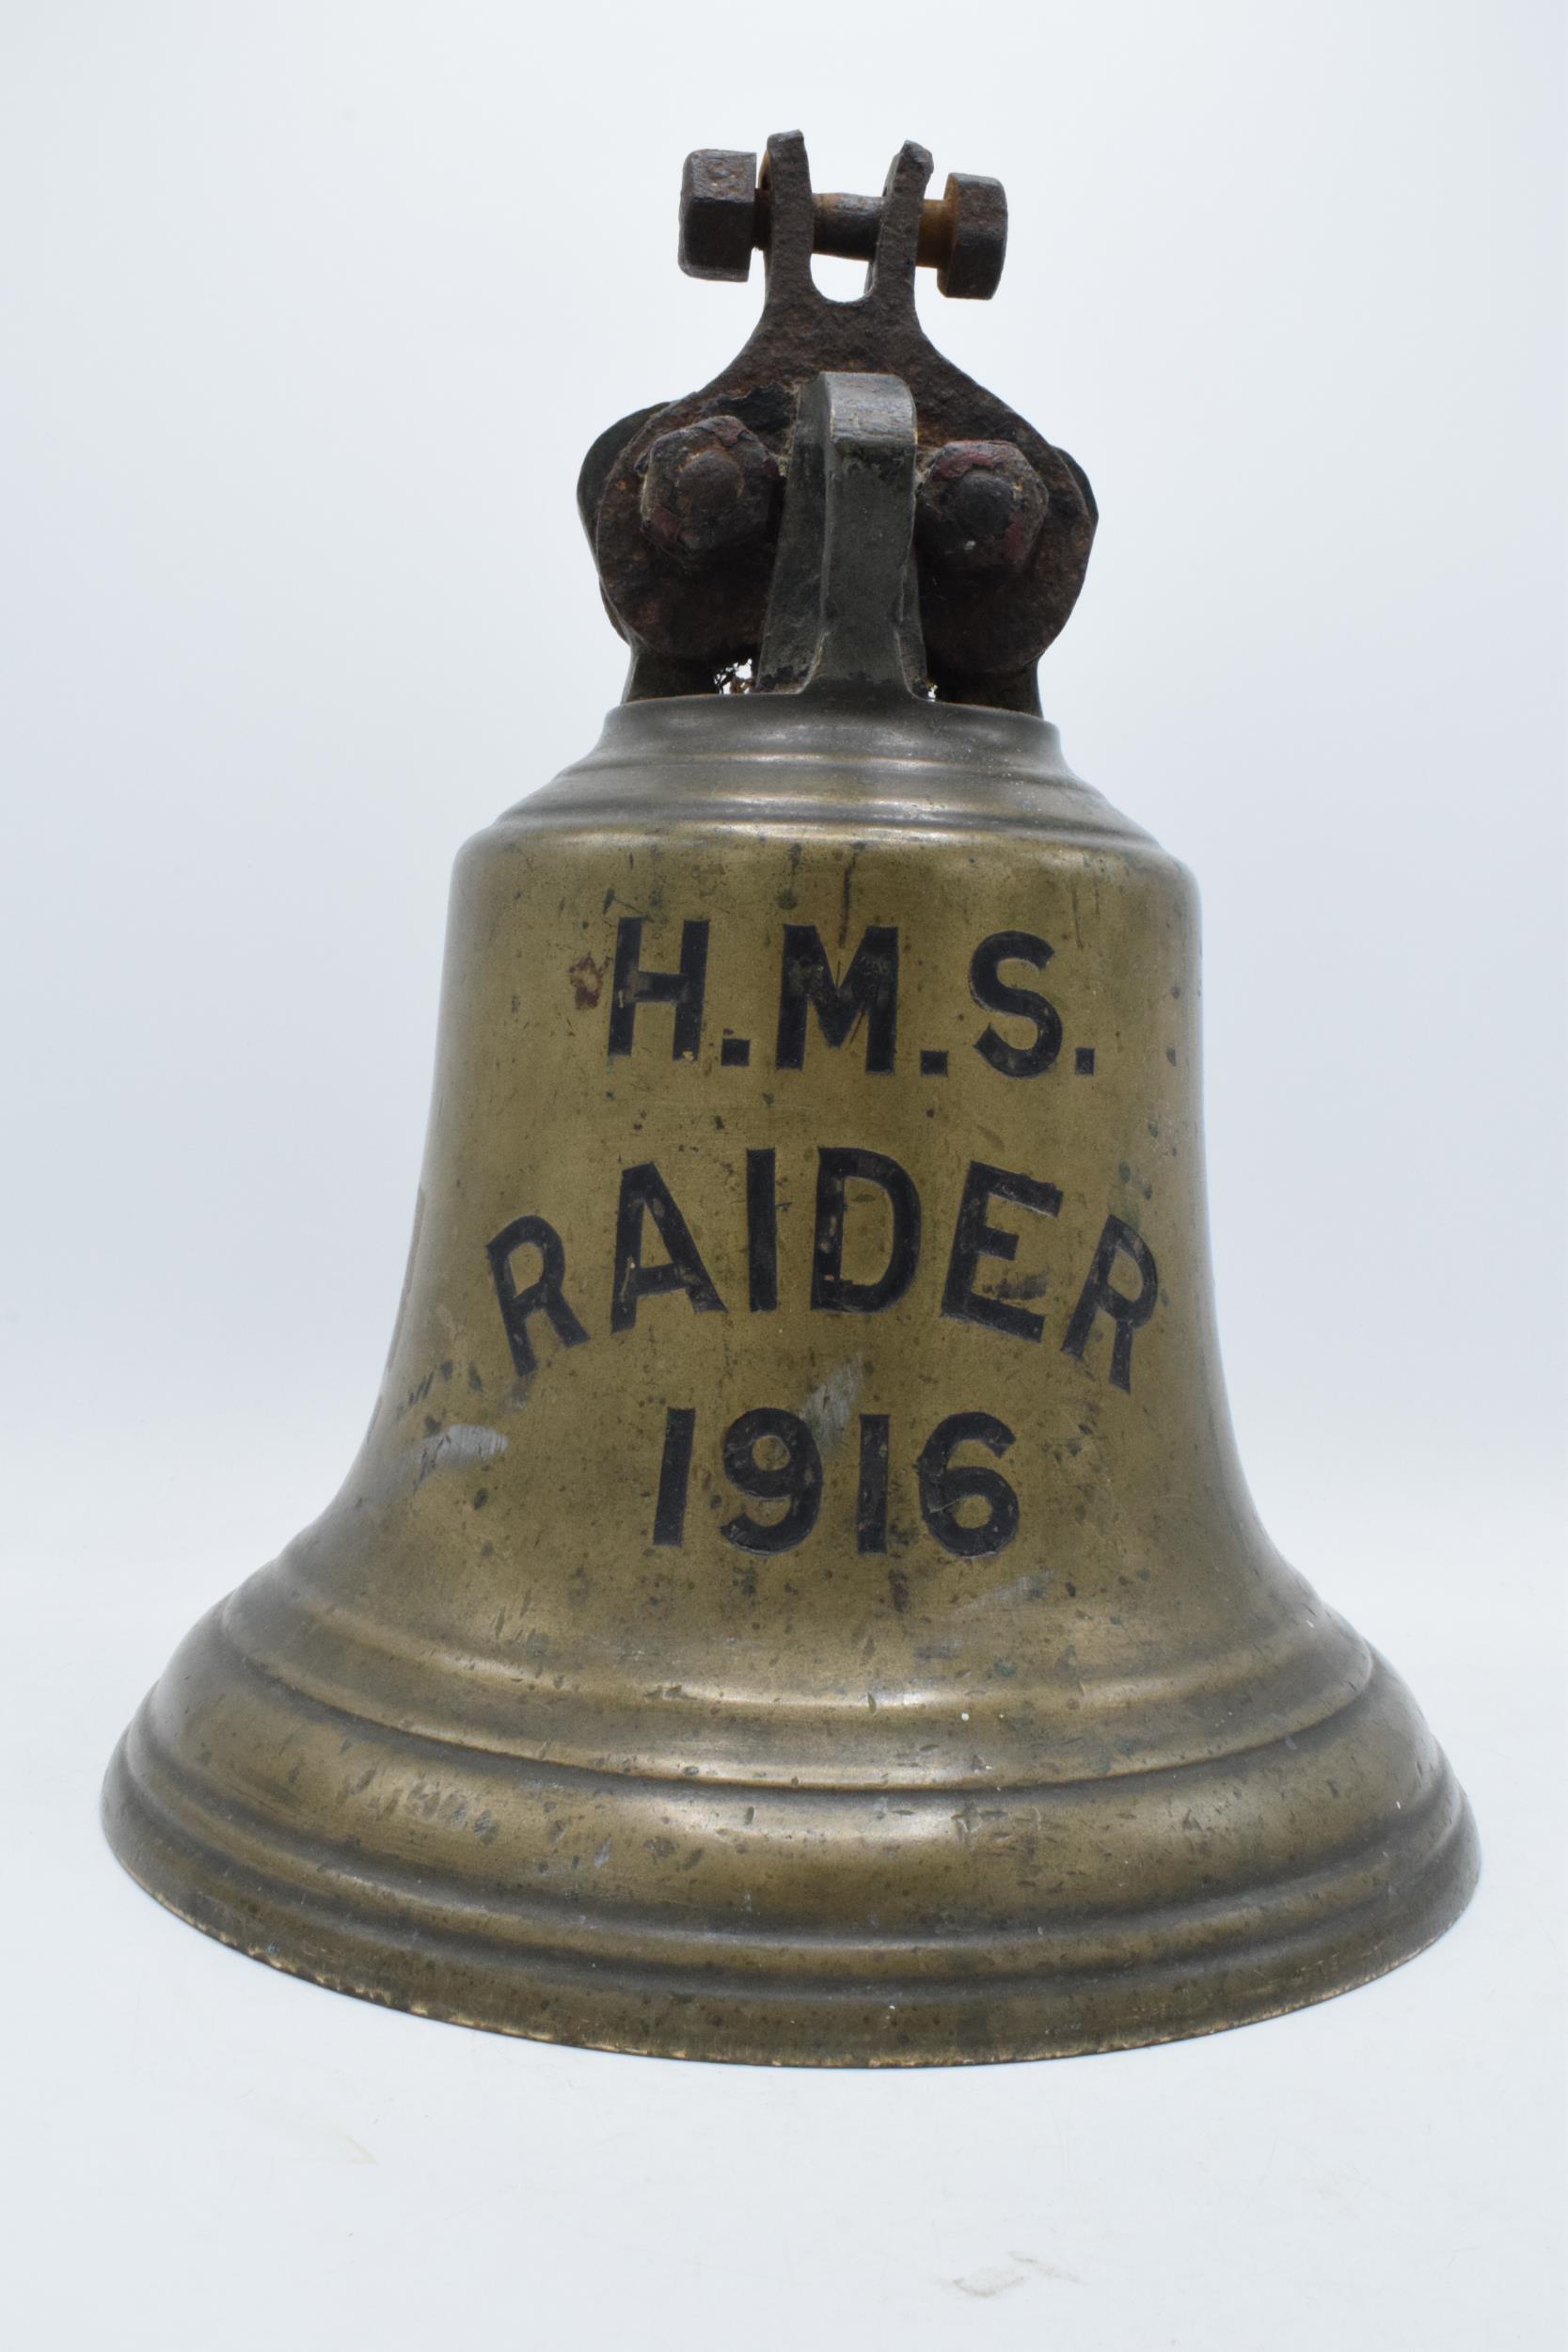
102, 1655, 1481, 2070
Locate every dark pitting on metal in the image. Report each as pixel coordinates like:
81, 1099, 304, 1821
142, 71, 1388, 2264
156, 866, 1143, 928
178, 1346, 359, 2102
582, 133, 1096, 711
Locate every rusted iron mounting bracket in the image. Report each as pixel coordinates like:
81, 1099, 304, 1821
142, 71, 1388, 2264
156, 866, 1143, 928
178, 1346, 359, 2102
577, 133, 1097, 713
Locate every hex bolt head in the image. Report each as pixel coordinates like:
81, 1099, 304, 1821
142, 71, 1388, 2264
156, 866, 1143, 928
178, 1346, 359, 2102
679, 151, 759, 282
916, 440, 1048, 574
639, 416, 780, 559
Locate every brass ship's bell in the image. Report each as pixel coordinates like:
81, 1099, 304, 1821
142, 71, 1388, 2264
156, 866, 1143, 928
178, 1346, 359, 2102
104, 135, 1478, 2063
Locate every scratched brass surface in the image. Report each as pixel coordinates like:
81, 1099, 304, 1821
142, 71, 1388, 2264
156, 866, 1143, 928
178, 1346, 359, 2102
103, 697, 1478, 2061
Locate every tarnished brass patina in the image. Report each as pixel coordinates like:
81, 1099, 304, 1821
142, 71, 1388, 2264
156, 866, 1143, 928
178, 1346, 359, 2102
103, 137, 1477, 2063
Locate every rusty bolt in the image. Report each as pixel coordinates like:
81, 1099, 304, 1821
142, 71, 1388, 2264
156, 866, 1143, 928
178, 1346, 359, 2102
915, 441, 1048, 575
678, 151, 760, 283
638, 415, 780, 560
679, 151, 1007, 300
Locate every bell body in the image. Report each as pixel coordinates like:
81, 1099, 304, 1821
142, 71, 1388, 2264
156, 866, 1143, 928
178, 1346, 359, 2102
104, 696, 1477, 2062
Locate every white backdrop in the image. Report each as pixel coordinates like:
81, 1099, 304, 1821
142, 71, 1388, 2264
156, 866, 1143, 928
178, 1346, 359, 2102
2, 4, 1563, 2348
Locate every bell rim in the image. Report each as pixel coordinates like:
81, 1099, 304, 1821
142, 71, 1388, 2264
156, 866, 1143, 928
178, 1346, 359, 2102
103, 1655, 1480, 2068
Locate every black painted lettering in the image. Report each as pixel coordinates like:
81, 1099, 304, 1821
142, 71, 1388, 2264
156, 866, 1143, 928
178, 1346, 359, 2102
916, 1412, 1020, 1558
812, 1146, 921, 1314
608, 917, 709, 1060
652, 1406, 696, 1546
970, 930, 1063, 1078
941, 1161, 1063, 1343
1062, 1215, 1159, 1391
745, 1148, 779, 1313
485, 1215, 590, 1377
776, 925, 898, 1073
721, 1409, 823, 1554
856, 1414, 890, 1553
610, 1163, 727, 1332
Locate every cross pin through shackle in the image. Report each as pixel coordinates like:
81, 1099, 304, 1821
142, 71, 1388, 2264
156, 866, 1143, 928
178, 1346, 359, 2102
680, 149, 1008, 299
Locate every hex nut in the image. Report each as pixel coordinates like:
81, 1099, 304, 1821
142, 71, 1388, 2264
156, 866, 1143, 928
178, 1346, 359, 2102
934, 173, 1007, 300
916, 440, 1048, 574
639, 416, 780, 559
678, 151, 758, 282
